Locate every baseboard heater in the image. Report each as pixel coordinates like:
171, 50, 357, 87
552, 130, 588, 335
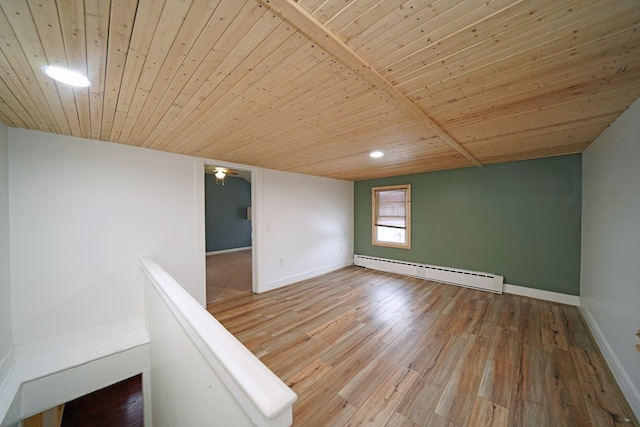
353, 254, 503, 294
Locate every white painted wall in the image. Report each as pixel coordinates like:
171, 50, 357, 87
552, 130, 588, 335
258, 168, 354, 292
9, 128, 203, 346
0, 121, 12, 381
581, 98, 640, 419
2, 127, 353, 424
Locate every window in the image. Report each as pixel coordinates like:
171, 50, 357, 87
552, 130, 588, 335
372, 184, 411, 249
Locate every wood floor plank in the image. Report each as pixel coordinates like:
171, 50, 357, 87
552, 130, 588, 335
425, 414, 455, 427
385, 412, 419, 427
496, 293, 521, 331
339, 355, 396, 408
207, 266, 637, 427
343, 365, 419, 427
434, 334, 492, 426
517, 298, 543, 348
285, 358, 332, 394
396, 379, 444, 425
300, 394, 357, 427
512, 344, 547, 404
478, 327, 517, 408
570, 347, 636, 426
508, 399, 549, 427
294, 335, 389, 425
544, 347, 590, 427
561, 305, 598, 352
60, 375, 142, 427
540, 302, 570, 350
467, 396, 509, 427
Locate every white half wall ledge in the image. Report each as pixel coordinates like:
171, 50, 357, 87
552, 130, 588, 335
503, 283, 580, 306
140, 256, 297, 426
0, 325, 149, 426
580, 304, 640, 421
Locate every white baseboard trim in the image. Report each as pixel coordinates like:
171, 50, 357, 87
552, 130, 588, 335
580, 304, 640, 421
206, 246, 252, 256
503, 283, 580, 306
259, 260, 352, 293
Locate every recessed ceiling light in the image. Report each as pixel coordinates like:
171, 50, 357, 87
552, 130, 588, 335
41, 65, 91, 87
370, 151, 384, 158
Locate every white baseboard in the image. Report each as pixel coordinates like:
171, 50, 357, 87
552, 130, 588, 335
206, 246, 252, 256
259, 260, 352, 293
580, 304, 640, 421
503, 283, 580, 306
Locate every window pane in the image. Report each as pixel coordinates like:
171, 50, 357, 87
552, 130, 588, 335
376, 226, 406, 244
372, 184, 411, 249
375, 189, 406, 227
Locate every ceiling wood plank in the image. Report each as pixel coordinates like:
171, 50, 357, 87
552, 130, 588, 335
151, 9, 289, 150
109, 0, 167, 142
254, 0, 483, 167
120, 0, 221, 144
100, 0, 138, 141
132, 0, 248, 145
85, 0, 111, 141
0, 0, 639, 181
0, 75, 29, 128
58, 0, 92, 139
143, 1, 267, 148
395, 1, 638, 94
117, 0, 215, 145
322, 0, 383, 35
27, 0, 85, 137
173, 32, 311, 151
0, 2, 67, 134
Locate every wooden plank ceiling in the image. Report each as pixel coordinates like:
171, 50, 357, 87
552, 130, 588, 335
0, 0, 639, 181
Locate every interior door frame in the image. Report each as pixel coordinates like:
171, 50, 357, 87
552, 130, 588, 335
198, 159, 258, 306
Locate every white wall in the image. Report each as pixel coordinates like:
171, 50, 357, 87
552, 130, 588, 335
0, 122, 12, 377
2, 127, 353, 423
9, 128, 203, 346
258, 168, 353, 292
581, 98, 640, 418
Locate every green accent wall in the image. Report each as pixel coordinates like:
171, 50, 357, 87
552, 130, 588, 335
354, 155, 582, 295
205, 175, 252, 252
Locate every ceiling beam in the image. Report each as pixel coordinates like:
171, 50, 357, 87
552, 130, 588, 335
255, 0, 482, 167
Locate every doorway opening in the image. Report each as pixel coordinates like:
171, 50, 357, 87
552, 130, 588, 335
204, 165, 254, 305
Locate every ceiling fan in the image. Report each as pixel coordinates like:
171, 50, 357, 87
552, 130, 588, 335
205, 166, 238, 184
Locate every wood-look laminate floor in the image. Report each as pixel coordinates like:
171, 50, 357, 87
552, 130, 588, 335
60, 375, 143, 427
208, 266, 638, 427
206, 249, 253, 304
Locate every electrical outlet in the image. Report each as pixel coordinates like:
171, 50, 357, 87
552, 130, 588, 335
279, 258, 283, 266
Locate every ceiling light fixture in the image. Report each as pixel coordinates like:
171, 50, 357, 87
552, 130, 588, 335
370, 151, 384, 158
41, 65, 92, 87
213, 167, 227, 185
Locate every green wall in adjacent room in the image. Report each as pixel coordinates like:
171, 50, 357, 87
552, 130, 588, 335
205, 175, 252, 252
354, 154, 582, 295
